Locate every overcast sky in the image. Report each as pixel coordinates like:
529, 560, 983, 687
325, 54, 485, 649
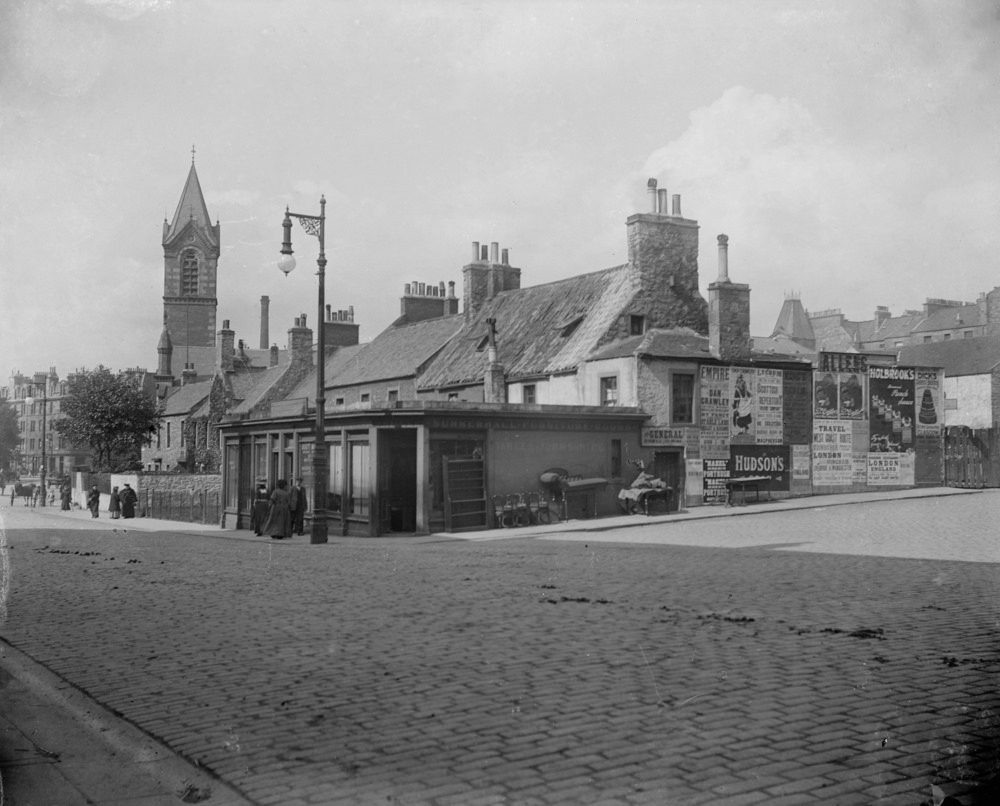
2, 0, 998, 380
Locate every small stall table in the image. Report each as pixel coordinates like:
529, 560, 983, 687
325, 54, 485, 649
725, 475, 771, 506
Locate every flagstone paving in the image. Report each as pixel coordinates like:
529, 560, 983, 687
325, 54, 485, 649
1, 493, 998, 804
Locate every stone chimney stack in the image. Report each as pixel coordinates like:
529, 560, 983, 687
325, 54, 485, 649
874, 306, 891, 331
181, 362, 197, 386
322, 304, 360, 347
626, 178, 708, 333
708, 235, 751, 362
399, 280, 459, 324
270, 344, 280, 367
260, 296, 270, 349
216, 320, 235, 373
463, 240, 521, 321
288, 314, 314, 372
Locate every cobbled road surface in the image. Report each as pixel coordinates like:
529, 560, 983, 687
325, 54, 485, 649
1, 493, 998, 805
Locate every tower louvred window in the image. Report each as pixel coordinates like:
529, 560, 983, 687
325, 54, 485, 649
182, 249, 199, 295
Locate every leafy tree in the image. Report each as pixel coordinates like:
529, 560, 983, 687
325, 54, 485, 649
0, 398, 20, 475
53, 366, 162, 472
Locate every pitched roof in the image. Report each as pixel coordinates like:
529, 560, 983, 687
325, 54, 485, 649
332, 316, 466, 388
589, 328, 711, 362
910, 303, 982, 334
897, 335, 1000, 376
164, 162, 216, 245
770, 297, 814, 343
160, 379, 212, 416
856, 311, 924, 343
285, 343, 375, 405
228, 363, 290, 415
751, 334, 817, 359
418, 266, 635, 388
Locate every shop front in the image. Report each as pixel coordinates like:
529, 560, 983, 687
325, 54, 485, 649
219, 401, 649, 536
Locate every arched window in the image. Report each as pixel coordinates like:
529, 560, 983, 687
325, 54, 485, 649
182, 249, 200, 295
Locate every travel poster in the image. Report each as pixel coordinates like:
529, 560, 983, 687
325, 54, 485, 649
812, 421, 853, 485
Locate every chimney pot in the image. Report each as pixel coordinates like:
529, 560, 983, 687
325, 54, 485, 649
418, 282, 426, 295
657, 188, 668, 214
672, 194, 682, 216
472, 241, 480, 262
481, 244, 488, 261
647, 178, 658, 212
405, 283, 411, 295
717, 234, 730, 282
501, 248, 509, 265
490, 242, 499, 264
448, 281, 455, 298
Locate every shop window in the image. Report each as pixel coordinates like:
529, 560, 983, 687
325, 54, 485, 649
523, 384, 536, 404
349, 441, 370, 516
329, 443, 343, 511
600, 376, 618, 407
671, 373, 695, 424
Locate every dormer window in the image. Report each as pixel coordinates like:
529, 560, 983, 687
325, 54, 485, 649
557, 315, 584, 338
630, 315, 646, 336
182, 248, 199, 295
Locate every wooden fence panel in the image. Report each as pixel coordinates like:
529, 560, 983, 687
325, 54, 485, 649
944, 427, 999, 488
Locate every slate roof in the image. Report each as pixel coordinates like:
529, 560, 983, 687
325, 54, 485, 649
228, 363, 290, 415
898, 336, 1000, 376
164, 162, 215, 245
910, 303, 982, 334
589, 328, 711, 361
751, 334, 817, 359
770, 297, 814, 343
332, 316, 466, 388
856, 311, 925, 344
286, 343, 371, 405
418, 266, 635, 389
160, 379, 212, 416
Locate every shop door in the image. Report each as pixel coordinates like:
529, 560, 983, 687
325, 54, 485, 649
378, 430, 418, 533
653, 450, 683, 512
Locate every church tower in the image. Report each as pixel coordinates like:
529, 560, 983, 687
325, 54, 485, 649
162, 150, 220, 355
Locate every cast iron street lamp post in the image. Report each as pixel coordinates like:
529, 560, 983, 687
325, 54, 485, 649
278, 196, 328, 544
25, 377, 47, 507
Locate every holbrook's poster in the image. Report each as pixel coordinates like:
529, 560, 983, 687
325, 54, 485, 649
869, 366, 915, 453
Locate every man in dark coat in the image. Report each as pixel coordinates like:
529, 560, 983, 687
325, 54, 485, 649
289, 478, 308, 536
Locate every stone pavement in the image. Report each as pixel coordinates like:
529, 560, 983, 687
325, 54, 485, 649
1, 488, 998, 805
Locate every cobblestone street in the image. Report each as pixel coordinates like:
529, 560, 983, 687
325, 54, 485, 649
1, 493, 998, 805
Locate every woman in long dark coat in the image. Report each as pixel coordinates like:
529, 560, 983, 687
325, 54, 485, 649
261, 479, 293, 539
109, 486, 121, 519
86, 486, 101, 518
120, 484, 137, 519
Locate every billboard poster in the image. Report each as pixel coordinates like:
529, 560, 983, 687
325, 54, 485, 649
755, 368, 784, 444
814, 371, 839, 419
730, 368, 757, 444
868, 451, 915, 486
700, 366, 730, 459
914, 368, 942, 437
783, 370, 813, 444
792, 444, 811, 480
730, 445, 790, 491
838, 372, 866, 419
869, 366, 916, 453
702, 457, 730, 503
812, 421, 853, 485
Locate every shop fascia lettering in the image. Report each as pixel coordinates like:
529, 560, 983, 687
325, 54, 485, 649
734, 454, 785, 473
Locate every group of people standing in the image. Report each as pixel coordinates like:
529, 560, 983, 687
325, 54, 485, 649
254, 478, 308, 540
86, 484, 137, 519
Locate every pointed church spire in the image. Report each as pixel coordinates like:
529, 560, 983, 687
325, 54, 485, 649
164, 152, 216, 247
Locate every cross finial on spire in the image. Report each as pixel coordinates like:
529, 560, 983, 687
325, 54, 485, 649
191, 143, 196, 163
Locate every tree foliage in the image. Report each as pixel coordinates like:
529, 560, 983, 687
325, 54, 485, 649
0, 398, 20, 473
53, 366, 162, 472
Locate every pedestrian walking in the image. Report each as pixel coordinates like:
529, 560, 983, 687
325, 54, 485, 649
31, 486, 39, 507
87, 486, 101, 518
290, 477, 308, 536
260, 479, 292, 540
251, 480, 269, 536
61, 483, 72, 510
109, 486, 121, 519
120, 483, 137, 519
